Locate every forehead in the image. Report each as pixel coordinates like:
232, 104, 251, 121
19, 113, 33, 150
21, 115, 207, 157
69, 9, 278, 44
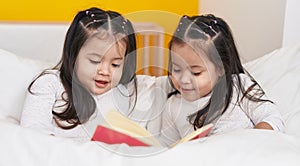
171, 43, 207, 66
81, 34, 127, 56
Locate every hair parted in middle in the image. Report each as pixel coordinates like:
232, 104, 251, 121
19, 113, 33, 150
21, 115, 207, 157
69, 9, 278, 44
29, 7, 137, 129
168, 14, 271, 129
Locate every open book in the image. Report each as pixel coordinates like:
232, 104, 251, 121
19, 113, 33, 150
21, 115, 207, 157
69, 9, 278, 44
91, 110, 213, 147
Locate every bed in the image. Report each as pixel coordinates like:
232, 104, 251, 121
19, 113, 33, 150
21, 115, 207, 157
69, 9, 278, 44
0, 23, 300, 166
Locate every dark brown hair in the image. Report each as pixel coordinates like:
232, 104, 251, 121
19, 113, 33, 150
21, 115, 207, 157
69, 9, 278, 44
28, 7, 137, 129
168, 14, 272, 129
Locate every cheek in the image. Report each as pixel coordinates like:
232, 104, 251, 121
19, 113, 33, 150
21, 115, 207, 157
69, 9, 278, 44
194, 76, 214, 94
171, 75, 180, 89
77, 60, 97, 74
171, 71, 181, 81
75, 62, 85, 80
111, 66, 123, 82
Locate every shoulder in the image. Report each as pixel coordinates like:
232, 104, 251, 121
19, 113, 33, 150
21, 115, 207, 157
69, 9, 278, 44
232, 73, 252, 83
136, 75, 168, 86
136, 75, 157, 88
239, 73, 255, 86
134, 75, 170, 107
232, 73, 258, 90
30, 70, 62, 92
136, 75, 172, 93
34, 70, 60, 81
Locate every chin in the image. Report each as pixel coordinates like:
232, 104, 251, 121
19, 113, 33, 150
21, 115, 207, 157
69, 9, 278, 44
93, 89, 109, 96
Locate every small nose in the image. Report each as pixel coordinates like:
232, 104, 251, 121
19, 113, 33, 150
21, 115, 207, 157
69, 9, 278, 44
97, 63, 110, 75
180, 70, 192, 84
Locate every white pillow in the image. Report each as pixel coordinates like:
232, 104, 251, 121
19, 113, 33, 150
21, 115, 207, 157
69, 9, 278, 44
244, 43, 300, 136
0, 49, 53, 124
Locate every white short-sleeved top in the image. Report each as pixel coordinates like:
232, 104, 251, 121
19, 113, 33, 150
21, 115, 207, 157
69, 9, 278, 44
20, 70, 171, 142
159, 74, 285, 147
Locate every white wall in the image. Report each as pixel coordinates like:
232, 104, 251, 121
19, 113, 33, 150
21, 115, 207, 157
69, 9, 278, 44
282, 0, 300, 47
200, 0, 287, 62
0, 23, 69, 63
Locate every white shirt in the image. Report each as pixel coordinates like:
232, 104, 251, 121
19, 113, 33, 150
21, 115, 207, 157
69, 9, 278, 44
159, 74, 285, 147
20, 70, 171, 142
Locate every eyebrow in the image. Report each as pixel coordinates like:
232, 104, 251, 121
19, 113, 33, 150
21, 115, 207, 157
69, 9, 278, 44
190, 65, 205, 70
172, 62, 205, 70
112, 57, 124, 61
87, 53, 124, 60
87, 53, 103, 57
172, 62, 180, 67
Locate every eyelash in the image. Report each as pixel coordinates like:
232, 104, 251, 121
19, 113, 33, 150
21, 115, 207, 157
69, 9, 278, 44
89, 59, 121, 68
192, 72, 202, 76
89, 60, 100, 64
173, 68, 181, 73
112, 63, 121, 68
173, 68, 202, 76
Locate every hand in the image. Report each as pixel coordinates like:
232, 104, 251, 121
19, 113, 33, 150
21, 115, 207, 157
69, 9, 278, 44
254, 122, 273, 130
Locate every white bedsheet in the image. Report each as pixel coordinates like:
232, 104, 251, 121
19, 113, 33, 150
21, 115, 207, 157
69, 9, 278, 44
1, 119, 299, 166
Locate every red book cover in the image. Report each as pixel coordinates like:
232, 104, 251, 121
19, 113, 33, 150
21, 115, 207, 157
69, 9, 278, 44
190, 125, 213, 140
91, 125, 150, 146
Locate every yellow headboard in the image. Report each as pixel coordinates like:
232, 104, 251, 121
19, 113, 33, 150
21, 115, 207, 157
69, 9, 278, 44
1, 0, 199, 76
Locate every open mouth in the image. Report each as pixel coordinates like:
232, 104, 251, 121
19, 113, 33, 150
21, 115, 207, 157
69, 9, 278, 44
95, 80, 109, 88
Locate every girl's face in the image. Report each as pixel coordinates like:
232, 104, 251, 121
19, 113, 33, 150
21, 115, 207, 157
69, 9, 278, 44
170, 43, 222, 101
75, 36, 126, 95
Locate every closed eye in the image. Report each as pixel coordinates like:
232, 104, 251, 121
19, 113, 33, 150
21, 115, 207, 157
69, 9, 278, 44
173, 68, 181, 73
112, 63, 121, 67
192, 72, 202, 76
89, 59, 100, 64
